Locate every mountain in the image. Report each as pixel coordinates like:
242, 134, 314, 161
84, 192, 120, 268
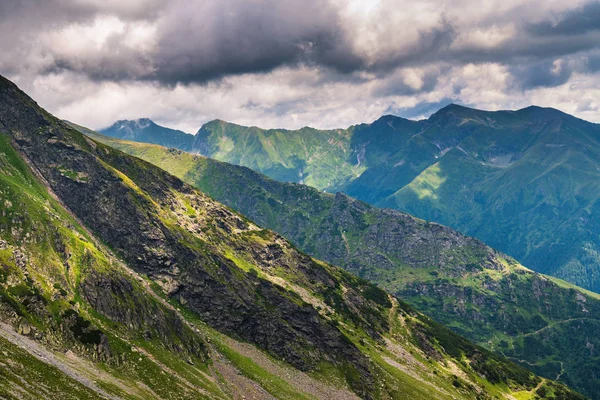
0, 77, 574, 399
376, 105, 600, 293
98, 106, 600, 294
84, 132, 600, 399
100, 118, 194, 151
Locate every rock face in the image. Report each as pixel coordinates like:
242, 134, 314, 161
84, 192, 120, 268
80, 270, 206, 357
0, 76, 373, 392
89, 133, 600, 399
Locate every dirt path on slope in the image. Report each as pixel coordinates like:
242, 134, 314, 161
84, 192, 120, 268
0, 322, 119, 400
521, 318, 597, 337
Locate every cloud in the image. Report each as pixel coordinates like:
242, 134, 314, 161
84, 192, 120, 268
1, 0, 600, 130
510, 59, 577, 89
150, 0, 358, 83
527, 1, 600, 36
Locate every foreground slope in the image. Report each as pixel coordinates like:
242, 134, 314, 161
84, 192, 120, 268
88, 133, 600, 399
99, 107, 600, 293
0, 76, 574, 399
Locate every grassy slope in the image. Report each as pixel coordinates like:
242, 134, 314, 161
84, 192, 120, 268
384, 108, 600, 293
0, 134, 228, 399
0, 75, 573, 399
97, 106, 600, 297
87, 133, 600, 398
192, 120, 365, 190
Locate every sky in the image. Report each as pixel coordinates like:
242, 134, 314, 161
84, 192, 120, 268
1, 0, 600, 133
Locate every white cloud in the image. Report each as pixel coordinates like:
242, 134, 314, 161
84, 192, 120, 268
2, 0, 600, 131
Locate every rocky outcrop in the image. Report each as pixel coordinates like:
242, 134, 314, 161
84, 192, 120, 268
80, 269, 207, 359
0, 75, 375, 395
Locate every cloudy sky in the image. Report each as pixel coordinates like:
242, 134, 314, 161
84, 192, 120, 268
1, 0, 600, 132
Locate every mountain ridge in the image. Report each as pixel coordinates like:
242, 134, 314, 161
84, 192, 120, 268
85, 130, 600, 398
1, 74, 574, 399
101, 118, 194, 151
98, 104, 600, 293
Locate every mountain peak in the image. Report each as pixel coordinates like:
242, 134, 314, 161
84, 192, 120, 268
515, 105, 575, 120
439, 103, 471, 111
99, 116, 194, 150
109, 118, 154, 130
430, 103, 482, 118
196, 118, 246, 135
133, 117, 153, 126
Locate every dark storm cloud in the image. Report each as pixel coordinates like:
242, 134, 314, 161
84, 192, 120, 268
1, 0, 362, 84
527, 1, 600, 36
3, 0, 600, 89
373, 70, 442, 97
148, 7, 462, 85
509, 59, 576, 90
151, 0, 355, 83
369, 21, 457, 73
587, 52, 600, 72
0, 0, 164, 23
0, 0, 164, 78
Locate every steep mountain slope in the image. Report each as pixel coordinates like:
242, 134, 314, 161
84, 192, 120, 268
0, 77, 573, 399
380, 106, 600, 292
0, 117, 223, 398
98, 106, 600, 294
191, 120, 369, 190
86, 133, 600, 399
100, 119, 194, 151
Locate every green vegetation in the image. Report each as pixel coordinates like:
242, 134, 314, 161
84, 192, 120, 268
96, 106, 600, 297
0, 337, 102, 400
0, 73, 581, 399
88, 131, 600, 398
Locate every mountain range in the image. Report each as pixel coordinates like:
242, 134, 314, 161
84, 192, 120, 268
0, 77, 576, 398
85, 130, 600, 399
99, 108, 600, 295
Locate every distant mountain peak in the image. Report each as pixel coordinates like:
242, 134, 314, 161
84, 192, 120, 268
109, 118, 154, 130
515, 105, 574, 120
133, 117, 153, 127
430, 103, 481, 117
100, 117, 194, 150
439, 102, 471, 111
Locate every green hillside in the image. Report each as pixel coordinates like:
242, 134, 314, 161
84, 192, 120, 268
98, 106, 600, 294
0, 76, 571, 399
382, 106, 600, 292
87, 133, 600, 399
190, 120, 366, 190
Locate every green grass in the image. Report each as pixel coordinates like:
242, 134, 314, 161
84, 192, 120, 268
84, 130, 600, 398
0, 337, 102, 400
